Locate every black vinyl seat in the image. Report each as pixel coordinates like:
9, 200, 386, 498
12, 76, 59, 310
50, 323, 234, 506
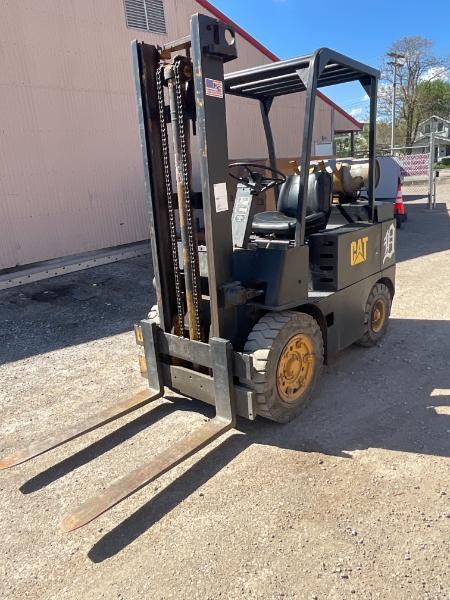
252, 171, 332, 236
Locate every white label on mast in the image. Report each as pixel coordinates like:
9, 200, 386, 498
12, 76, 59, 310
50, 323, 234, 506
213, 182, 229, 212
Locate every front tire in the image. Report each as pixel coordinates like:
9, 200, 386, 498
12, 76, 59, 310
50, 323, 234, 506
243, 311, 324, 423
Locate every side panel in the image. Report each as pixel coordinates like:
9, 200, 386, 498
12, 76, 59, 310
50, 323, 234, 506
310, 223, 384, 292
311, 265, 396, 356
233, 245, 309, 309
336, 223, 382, 288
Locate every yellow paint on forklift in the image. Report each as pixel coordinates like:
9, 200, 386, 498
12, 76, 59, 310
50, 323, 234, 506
350, 236, 368, 266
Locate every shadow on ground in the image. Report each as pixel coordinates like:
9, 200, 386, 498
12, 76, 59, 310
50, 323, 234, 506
14, 316, 449, 562
402, 193, 429, 202
87, 316, 449, 560
0, 255, 155, 365
396, 201, 450, 263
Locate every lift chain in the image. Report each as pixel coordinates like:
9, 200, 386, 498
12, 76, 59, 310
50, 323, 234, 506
173, 58, 202, 340
156, 63, 185, 336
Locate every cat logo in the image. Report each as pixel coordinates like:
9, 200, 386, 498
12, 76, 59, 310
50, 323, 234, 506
350, 236, 368, 266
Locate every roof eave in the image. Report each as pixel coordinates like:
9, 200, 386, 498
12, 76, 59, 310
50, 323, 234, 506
195, 0, 363, 130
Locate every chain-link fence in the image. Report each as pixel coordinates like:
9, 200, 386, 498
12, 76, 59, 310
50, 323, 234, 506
379, 144, 431, 199
434, 168, 450, 207
337, 138, 447, 206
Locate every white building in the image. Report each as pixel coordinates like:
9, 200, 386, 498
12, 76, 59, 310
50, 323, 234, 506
413, 115, 450, 161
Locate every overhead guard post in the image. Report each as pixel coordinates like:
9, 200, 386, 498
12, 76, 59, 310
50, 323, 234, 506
295, 50, 328, 246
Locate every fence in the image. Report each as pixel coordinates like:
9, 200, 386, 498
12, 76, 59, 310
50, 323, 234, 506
379, 144, 431, 200
433, 168, 450, 208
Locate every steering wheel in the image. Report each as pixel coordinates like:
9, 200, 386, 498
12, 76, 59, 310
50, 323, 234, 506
229, 162, 286, 193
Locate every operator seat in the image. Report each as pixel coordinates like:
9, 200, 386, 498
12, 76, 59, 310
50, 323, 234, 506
252, 171, 332, 237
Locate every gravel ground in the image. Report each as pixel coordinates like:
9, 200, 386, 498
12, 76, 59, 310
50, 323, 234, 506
0, 197, 449, 600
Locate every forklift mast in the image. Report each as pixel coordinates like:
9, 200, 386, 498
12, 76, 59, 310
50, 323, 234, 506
133, 13, 381, 350
133, 14, 239, 344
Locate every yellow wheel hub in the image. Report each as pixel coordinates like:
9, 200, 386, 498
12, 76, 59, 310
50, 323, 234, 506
371, 298, 386, 333
276, 333, 315, 403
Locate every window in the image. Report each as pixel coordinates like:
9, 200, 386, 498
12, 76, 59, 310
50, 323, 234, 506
123, 0, 166, 34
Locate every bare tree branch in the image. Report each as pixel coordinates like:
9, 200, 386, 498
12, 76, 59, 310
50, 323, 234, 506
379, 37, 450, 146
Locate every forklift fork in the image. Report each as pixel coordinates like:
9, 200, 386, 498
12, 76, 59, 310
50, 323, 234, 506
61, 415, 232, 531
0, 388, 161, 470
60, 335, 236, 531
0, 327, 236, 531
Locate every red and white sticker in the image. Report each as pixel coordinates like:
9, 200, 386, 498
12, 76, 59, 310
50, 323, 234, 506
205, 78, 223, 98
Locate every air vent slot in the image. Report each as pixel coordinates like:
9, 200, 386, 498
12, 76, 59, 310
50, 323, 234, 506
123, 0, 166, 34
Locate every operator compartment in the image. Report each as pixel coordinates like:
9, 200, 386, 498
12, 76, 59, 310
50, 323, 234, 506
252, 170, 332, 238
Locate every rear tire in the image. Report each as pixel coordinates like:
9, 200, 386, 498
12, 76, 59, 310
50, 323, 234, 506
243, 311, 324, 423
356, 283, 391, 347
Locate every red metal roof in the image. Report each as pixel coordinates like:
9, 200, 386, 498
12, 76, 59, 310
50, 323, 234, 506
195, 0, 363, 130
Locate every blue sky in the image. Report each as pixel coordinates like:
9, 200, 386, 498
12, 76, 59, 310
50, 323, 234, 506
212, 0, 450, 120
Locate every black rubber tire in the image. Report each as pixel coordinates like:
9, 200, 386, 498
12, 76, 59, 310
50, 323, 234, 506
356, 283, 391, 347
243, 311, 324, 423
147, 304, 160, 325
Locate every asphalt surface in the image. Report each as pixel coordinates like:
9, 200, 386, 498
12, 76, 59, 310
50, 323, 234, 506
0, 195, 449, 599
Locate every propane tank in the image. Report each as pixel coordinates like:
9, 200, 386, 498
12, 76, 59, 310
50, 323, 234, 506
329, 159, 380, 200
297, 158, 380, 201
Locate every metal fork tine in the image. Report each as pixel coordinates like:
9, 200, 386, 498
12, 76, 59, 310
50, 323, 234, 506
60, 416, 232, 532
0, 389, 162, 470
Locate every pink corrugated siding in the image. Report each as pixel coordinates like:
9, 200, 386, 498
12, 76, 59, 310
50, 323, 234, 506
0, 0, 351, 269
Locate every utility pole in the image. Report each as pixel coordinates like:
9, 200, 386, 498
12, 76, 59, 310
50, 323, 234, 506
428, 130, 435, 209
387, 52, 405, 155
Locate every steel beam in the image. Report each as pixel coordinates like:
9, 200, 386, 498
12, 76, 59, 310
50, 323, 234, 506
132, 42, 177, 333
190, 14, 237, 340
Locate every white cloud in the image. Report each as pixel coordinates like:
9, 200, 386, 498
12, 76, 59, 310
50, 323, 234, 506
350, 107, 364, 118
361, 93, 370, 101
419, 66, 449, 82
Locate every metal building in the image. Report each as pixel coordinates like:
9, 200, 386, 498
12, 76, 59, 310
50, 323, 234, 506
0, 0, 361, 281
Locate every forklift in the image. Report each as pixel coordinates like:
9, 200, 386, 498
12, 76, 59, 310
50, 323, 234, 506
0, 13, 396, 532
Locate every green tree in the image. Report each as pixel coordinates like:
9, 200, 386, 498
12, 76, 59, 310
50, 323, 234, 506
417, 79, 450, 120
